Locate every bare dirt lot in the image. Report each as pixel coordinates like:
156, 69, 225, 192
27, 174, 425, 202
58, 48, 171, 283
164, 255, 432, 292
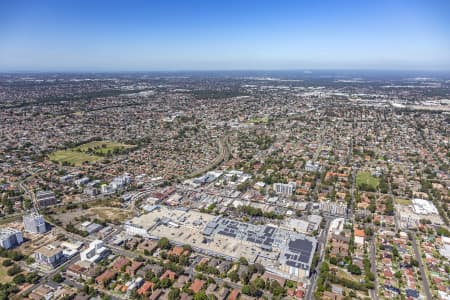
54, 206, 132, 226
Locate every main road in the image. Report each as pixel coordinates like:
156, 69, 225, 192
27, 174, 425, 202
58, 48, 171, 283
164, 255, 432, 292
306, 218, 331, 300
410, 232, 432, 300
187, 134, 230, 178
369, 238, 379, 300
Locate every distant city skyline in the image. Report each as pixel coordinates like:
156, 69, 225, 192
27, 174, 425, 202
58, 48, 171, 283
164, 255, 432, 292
1, 0, 450, 71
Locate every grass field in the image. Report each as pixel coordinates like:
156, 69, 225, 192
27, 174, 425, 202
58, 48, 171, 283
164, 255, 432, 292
248, 117, 269, 124
89, 207, 132, 223
395, 198, 412, 206
356, 171, 380, 191
49, 140, 134, 166
73, 141, 134, 155
336, 268, 362, 282
49, 150, 100, 166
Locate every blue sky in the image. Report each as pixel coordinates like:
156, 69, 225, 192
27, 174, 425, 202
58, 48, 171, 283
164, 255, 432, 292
0, 0, 449, 71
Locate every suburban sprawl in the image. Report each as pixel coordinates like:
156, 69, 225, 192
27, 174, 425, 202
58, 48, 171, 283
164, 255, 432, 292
0, 71, 449, 300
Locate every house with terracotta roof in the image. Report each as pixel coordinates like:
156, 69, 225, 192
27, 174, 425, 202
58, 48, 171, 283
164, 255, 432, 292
354, 229, 365, 245
160, 269, 177, 281
323, 291, 343, 300
190, 278, 205, 294
137, 281, 154, 295
112, 256, 130, 271
295, 289, 304, 299
137, 239, 158, 254
227, 289, 240, 300
66, 261, 96, 280
330, 234, 349, 257
126, 261, 143, 276
95, 269, 117, 285
168, 245, 190, 256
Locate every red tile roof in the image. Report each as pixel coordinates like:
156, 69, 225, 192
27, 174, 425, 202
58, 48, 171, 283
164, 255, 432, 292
137, 281, 154, 295
227, 290, 240, 300
160, 270, 177, 281
190, 279, 205, 294
95, 269, 117, 284
354, 229, 365, 237
112, 257, 130, 270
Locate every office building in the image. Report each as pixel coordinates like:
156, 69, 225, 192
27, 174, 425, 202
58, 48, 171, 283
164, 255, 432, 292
35, 244, 65, 268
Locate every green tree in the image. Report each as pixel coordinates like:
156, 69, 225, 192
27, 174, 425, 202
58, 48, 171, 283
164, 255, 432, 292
158, 237, 171, 249
239, 257, 248, 265
52, 273, 64, 283
168, 288, 180, 300
13, 274, 26, 285
194, 291, 208, 300
270, 280, 284, 296
228, 271, 239, 282
347, 264, 362, 275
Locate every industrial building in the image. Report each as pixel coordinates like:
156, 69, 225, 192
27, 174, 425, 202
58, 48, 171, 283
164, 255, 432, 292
80, 221, 103, 234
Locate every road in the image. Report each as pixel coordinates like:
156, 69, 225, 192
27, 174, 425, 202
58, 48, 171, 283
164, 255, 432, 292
410, 232, 432, 300
13, 189, 140, 297
387, 178, 400, 231
306, 218, 331, 300
20, 223, 139, 298
20, 253, 82, 296
17, 169, 44, 209
348, 167, 357, 220
369, 238, 379, 300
